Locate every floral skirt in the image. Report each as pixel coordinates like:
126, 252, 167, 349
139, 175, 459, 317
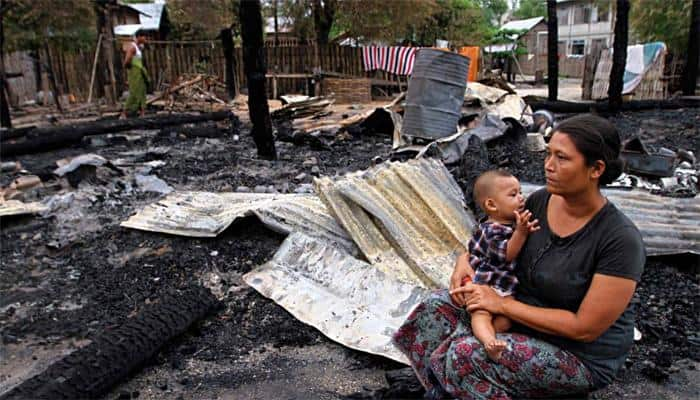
393, 289, 594, 399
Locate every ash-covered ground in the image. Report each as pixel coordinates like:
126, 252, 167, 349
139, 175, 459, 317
1, 106, 698, 399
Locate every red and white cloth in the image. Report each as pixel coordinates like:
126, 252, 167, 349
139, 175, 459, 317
362, 46, 418, 75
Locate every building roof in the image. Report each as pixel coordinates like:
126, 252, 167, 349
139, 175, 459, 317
114, 2, 166, 36
501, 16, 545, 33
127, 3, 165, 31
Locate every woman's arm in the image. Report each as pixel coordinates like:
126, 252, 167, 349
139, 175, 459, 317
453, 273, 636, 342
123, 46, 135, 68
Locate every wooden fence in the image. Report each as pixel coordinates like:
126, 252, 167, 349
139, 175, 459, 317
8, 40, 404, 103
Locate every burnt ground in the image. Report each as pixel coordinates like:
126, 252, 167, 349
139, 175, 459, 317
1, 106, 699, 399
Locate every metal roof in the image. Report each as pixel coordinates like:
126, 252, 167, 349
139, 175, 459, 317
127, 3, 164, 31
522, 184, 700, 256
501, 16, 545, 33
315, 158, 477, 288
120, 191, 358, 255
244, 232, 427, 364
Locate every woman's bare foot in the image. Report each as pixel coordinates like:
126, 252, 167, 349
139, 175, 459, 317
485, 339, 507, 361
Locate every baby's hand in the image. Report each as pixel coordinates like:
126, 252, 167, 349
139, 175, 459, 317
514, 209, 540, 235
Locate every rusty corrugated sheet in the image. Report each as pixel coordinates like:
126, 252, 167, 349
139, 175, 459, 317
0, 200, 48, 217
522, 184, 700, 256
315, 158, 477, 288
120, 191, 358, 254
244, 232, 427, 365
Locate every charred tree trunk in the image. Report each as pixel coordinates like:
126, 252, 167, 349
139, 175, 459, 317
683, 0, 700, 95
43, 41, 64, 113
547, 0, 558, 101
312, 0, 336, 47
93, 1, 107, 100
0, 0, 11, 128
240, 0, 277, 160
609, 0, 630, 112
220, 28, 237, 100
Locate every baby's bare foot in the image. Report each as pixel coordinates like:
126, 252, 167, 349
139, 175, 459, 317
485, 339, 507, 361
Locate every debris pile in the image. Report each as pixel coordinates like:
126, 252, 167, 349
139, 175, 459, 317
148, 74, 229, 112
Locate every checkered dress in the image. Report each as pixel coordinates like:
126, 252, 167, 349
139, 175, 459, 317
468, 221, 518, 295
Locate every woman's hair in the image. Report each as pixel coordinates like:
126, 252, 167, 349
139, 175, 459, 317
135, 29, 147, 38
551, 114, 623, 185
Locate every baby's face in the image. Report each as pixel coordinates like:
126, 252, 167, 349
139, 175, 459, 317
488, 176, 525, 221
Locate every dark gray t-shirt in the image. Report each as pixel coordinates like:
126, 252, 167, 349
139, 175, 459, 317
513, 188, 646, 388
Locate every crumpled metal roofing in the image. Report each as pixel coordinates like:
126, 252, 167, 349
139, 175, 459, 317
120, 191, 357, 254
315, 158, 476, 288
0, 200, 48, 217
522, 184, 700, 256
244, 232, 428, 364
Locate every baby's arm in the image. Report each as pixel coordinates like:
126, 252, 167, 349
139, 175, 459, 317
505, 209, 540, 262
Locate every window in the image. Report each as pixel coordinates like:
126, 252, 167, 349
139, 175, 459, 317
591, 38, 607, 52
571, 40, 585, 55
574, 6, 592, 24
596, 7, 609, 22
558, 9, 569, 26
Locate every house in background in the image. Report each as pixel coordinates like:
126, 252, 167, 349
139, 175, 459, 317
113, 2, 170, 41
556, 0, 614, 56
484, 16, 548, 76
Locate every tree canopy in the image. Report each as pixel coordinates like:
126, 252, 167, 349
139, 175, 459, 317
630, 0, 692, 53
513, 0, 546, 20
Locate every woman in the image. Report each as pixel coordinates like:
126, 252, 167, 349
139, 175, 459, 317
393, 114, 645, 399
121, 30, 149, 118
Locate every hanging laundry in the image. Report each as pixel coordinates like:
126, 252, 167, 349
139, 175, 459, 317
362, 46, 418, 75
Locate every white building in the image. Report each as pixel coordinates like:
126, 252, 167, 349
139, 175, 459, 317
556, 0, 614, 56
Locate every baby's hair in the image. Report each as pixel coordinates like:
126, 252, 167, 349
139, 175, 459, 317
473, 169, 514, 212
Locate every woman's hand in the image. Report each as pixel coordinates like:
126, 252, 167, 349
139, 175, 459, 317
449, 252, 475, 306
450, 283, 505, 314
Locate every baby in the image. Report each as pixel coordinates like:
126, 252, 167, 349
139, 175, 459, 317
465, 170, 539, 360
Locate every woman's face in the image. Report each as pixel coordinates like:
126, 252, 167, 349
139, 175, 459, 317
544, 132, 600, 196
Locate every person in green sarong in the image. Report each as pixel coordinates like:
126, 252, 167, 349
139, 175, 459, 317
121, 30, 149, 118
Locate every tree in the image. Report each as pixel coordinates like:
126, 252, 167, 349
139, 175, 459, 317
630, 0, 691, 54
416, 0, 496, 46
682, 0, 699, 95
514, 0, 546, 20
547, 0, 557, 101
333, 0, 436, 44
609, 0, 630, 111
240, 0, 277, 160
168, 0, 238, 40
311, 0, 336, 46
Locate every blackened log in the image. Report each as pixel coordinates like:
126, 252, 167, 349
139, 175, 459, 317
240, 0, 276, 160
0, 284, 220, 400
1, 111, 235, 157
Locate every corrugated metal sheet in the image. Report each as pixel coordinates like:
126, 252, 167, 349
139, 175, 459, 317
501, 17, 544, 33
522, 184, 700, 256
244, 232, 427, 365
315, 158, 477, 288
120, 191, 358, 254
0, 200, 48, 217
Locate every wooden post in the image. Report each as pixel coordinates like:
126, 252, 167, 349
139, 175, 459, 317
88, 34, 103, 104
0, 0, 11, 129
43, 41, 64, 113
220, 28, 237, 100
582, 41, 603, 100
240, 0, 276, 160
